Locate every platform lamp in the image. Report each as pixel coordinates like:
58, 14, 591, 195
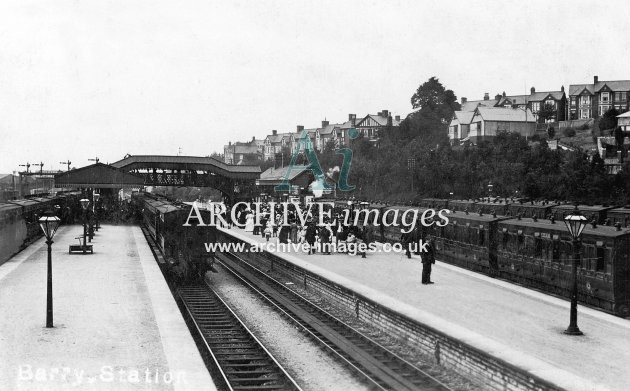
563, 205, 587, 336
93, 193, 100, 231
80, 198, 90, 252
39, 212, 61, 328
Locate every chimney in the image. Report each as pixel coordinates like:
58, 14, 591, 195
395, 115, 400, 122
252, 136, 255, 142
502, 91, 506, 97
387, 115, 393, 126
296, 125, 304, 133
349, 114, 356, 126
484, 93, 489, 101
594, 75, 599, 84
321, 120, 329, 128
561, 85, 565, 92
461, 97, 467, 104
381, 109, 389, 118
495, 94, 502, 101
272, 130, 277, 136
229, 141, 232, 146
530, 87, 535, 94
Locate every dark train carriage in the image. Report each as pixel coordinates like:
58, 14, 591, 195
550, 204, 615, 225
417, 198, 449, 209
7, 199, 45, 241
607, 207, 630, 228
427, 210, 510, 275
448, 199, 476, 213
380, 205, 421, 243
496, 218, 630, 316
507, 200, 557, 220
471, 199, 510, 216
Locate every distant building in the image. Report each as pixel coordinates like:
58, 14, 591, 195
467, 107, 536, 143
459, 93, 500, 111
354, 110, 401, 143
495, 87, 567, 123
568, 76, 630, 120
448, 111, 474, 142
223, 136, 264, 164
263, 130, 292, 161
258, 165, 312, 195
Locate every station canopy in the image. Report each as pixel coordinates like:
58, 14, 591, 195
54, 163, 145, 188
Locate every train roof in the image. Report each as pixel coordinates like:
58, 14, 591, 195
608, 206, 630, 215
550, 204, 615, 213
0, 203, 21, 212
7, 199, 41, 207
498, 217, 630, 238
445, 209, 511, 224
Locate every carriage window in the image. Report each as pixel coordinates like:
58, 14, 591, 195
479, 229, 485, 246
502, 230, 509, 247
596, 247, 605, 272
534, 237, 542, 257
552, 240, 560, 262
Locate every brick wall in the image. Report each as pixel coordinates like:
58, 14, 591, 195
217, 230, 565, 391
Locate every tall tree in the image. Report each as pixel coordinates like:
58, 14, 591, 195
410, 77, 460, 123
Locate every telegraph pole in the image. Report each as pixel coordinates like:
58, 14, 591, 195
59, 160, 72, 171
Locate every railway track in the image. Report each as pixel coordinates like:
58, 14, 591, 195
140, 225, 302, 391
216, 251, 453, 391
177, 285, 303, 391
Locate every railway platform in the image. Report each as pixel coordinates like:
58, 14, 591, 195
222, 227, 630, 391
0, 224, 215, 391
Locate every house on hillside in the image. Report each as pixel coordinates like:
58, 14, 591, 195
468, 107, 536, 143
569, 76, 630, 120
448, 111, 474, 143
354, 110, 402, 142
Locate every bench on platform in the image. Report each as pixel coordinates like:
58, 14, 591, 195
69, 236, 93, 254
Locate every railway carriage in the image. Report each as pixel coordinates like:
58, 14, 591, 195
507, 200, 557, 220
427, 210, 509, 275
448, 199, 477, 213
605, 206, 630, 228
550, 204, 615, 225
496, 217, 630, 316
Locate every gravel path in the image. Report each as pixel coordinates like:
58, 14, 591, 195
209, 264, 368, 391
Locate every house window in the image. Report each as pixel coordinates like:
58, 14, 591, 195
600, 92, 610, 103
614, 92, 626, 102
580, 95, 591, 106
531, 102, 540, 113
615, 104, 627, 113
497, 122, 509, 132
599, 105, 611, 116
580, 109, 590, 119
570, 97, 576, 107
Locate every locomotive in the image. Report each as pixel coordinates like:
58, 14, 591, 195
134, 193, 217, 282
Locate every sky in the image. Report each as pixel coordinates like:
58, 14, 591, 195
1, 0, 629, 173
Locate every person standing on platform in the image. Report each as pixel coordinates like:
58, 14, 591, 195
320, 224, 332, 254
422, 240, 436, 284
305, 222, 318, 254
400, 229, 412, 259
290, 220, 298, 243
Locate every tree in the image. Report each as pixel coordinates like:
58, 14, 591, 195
599, 107, 620, 132
538, 103, 556, 123
410, 77, 460, 124
547, 126, 555, 140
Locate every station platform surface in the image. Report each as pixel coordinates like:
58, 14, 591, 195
0, 224, 215, 391
222, 227, 629, 391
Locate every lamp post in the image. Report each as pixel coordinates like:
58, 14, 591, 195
80, 198, 90, 252
563, 206, 587, 336
39, 212, 61, 328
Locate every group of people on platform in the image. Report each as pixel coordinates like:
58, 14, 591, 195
229, 201, 435, 284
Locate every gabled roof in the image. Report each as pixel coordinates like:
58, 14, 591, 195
451, 111, 474, 124
318, 123, 341, 136
265, 132, 292, 144
55, 163, 145, 188
259, 165, 310, 185
233, 145, 260, 154
355, 113, 401, 127
569, 80, 630, 96
473, 107, 535, 122
461, 99, 499, 112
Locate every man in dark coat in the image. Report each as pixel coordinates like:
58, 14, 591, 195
400, 229, 412, 259
279, 225, 290, 244
319, 225, 331, 254
422, 240, 436, 284
305, 223, 318, 254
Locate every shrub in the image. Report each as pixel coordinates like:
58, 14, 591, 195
563, 127, 576, 137
578, 123, 591, 131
